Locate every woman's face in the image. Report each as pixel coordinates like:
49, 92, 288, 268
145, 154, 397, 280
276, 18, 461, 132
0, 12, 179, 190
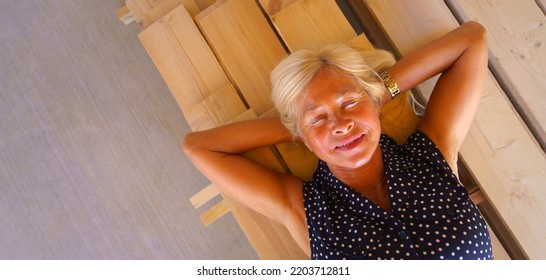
297, 67, 382, 169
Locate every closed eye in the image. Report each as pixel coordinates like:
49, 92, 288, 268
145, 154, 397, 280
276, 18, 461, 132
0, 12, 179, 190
309, 115, 325, 125
343, 99, 358, 109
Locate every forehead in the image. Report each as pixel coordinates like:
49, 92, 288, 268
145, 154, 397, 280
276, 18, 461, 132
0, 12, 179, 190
300, 67, 361, 106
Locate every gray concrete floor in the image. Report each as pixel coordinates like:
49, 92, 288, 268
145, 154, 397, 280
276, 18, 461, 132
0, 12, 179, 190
0, 0, 257, 259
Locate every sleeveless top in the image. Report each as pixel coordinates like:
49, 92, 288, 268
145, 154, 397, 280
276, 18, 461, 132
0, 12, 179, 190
303, 131, 493, 260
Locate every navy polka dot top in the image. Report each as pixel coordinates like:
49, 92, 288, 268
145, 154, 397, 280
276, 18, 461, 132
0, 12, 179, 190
303, 131, 493, 260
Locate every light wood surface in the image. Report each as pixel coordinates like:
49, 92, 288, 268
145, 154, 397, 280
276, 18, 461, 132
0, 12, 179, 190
116, 5, 135, 25
196, 0, 287, 116
138, 5, 230, 113
259, 0, 298, 16
447, 0, 546, 150
266, 0, 357, 51
364, 0, 546, 259
141, 0, 200, 29
126, 0, 201, 28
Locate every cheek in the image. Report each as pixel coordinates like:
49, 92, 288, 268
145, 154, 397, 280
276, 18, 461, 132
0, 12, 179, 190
301, 127, 330, 154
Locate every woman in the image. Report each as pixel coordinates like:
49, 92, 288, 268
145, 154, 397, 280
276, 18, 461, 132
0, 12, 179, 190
184, 21, 491, 259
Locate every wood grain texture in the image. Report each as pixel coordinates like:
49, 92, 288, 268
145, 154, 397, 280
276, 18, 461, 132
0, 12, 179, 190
200, 200, 230, 226
447, 0, 546, 150
126, 0, 201, 28
186, 84, 247, 131
364, 0, 546, 259
267, 0, 357, 51
141, 0, 201, 29
196, 0, 288, 116
259, 0, 298, 16
126, 0, 165, 25
139, 5, 230, 112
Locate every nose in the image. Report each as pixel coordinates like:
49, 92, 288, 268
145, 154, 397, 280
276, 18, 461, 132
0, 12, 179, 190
331, 113, 354, 135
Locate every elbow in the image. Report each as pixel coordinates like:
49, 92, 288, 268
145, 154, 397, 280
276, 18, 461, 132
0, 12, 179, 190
465, 21, 487, 43
182, 132, 199, 159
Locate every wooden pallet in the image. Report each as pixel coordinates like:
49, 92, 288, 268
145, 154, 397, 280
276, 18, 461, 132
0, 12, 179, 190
116, 0, 544, 259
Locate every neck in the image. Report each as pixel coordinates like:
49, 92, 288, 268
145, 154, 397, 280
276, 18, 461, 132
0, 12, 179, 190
328, 145, 391, 212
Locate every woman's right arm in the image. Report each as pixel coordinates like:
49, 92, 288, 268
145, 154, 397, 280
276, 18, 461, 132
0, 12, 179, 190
183, 118, 304, 225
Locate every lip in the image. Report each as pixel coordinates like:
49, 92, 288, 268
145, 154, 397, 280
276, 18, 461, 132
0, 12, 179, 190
335, 134, 365, 151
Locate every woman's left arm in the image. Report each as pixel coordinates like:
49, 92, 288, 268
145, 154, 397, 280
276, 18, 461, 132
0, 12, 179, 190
385, 21, 488, 172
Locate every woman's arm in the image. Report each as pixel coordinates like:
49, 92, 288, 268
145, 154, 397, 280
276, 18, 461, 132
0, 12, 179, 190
385, 21, 488, 172
183, 118, 304, 225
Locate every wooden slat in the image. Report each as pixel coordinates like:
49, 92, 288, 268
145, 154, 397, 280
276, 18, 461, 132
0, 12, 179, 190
199, 200, 230, 226
186, 84, 247, 131
265, 0, 357, 51
126, 0, 202, 28
116, 5, 135, 25
138, 5, 230, 112
259, 0, 298, 17
447, 0, 546, 150
190, 183, 220, 209
126, 0, 164, 25
363, 0, 546, 259
195, 0, 288, 116
141, 0, 201, 29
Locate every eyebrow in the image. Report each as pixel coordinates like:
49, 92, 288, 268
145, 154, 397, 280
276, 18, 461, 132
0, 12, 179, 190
301, 88, 359, 114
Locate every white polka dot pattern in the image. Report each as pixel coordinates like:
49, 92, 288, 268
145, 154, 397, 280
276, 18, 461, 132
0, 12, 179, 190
303, 131, 493, 260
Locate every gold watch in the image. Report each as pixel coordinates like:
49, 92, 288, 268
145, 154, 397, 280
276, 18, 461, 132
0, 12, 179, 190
379, 71, 401, 99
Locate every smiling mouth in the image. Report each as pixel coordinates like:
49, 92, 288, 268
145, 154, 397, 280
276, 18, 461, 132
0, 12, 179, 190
335, 134, 365, 150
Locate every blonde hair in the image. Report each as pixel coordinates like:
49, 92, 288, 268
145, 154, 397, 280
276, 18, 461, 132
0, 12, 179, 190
271, 44, 396, 136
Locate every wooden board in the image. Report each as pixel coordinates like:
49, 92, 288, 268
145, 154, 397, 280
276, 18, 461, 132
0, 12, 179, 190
126, 0, 201, 28
139, 5, 230, 112
363, 0, 546, 259
195, 0, 288, 116
186, 84, 247, 131
447, 0, 546, 150
141, 0, 200, 29
116, 5, 135, 25
265, 0, 357, 51
259, 0, 298, 16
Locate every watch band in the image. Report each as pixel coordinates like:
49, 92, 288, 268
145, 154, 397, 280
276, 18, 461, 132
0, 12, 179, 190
379, 71, 401, 99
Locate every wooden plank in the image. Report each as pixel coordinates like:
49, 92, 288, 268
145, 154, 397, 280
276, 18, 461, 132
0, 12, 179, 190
190, 183, 220, 209
363, 0, 546, 259
194, 0, 218, 10
199, 200, 230, 226
186, 84, 247, 131
259, 0, 298, 17
116, 5, 135, 25
126, 0, 202, 28
447, 0, 546, 150
126, 0, 164, 25
195, 0, 288, 116
141, 0, 201, 29
138, 5, 230, 112
266, 0, 357, 51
